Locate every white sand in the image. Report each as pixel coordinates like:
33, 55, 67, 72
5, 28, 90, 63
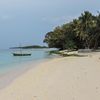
0, 52, 100, 100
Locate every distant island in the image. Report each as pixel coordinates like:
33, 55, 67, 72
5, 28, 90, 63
10, 45, 48, 49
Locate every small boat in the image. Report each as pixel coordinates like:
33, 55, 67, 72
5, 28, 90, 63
12, 46, 32, 56
13, 53, 31, 56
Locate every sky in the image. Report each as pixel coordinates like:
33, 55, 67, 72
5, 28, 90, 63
0, 0, 100, 49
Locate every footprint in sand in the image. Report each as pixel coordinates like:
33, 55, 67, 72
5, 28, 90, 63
96, 86, 99, 93
84, 71, 87, 75
72, 96, 75, 100
33, 96, 38, 100
77, 76, 80, 80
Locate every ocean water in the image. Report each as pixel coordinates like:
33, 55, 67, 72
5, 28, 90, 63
0, 48, 54, 75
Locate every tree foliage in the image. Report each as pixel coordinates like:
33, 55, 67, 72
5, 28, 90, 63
44, 11, 100, 50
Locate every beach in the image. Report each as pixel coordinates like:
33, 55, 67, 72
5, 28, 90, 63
0, 52, 100, 100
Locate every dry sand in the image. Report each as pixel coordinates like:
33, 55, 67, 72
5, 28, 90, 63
0, 52, 100, 100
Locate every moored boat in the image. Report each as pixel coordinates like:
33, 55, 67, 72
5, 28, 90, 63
13, 53, 31, 56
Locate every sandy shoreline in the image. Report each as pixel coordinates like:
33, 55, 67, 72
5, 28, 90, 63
0, 58, 53, 90
0, 52, 100, 100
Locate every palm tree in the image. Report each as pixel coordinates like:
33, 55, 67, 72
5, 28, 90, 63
77, 11, 95, 48
44, 26, 66, 50
44, 11, 100, 50
90, 13, 100, 49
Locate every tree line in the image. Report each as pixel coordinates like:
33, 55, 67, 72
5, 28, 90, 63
44, 11, 100, 50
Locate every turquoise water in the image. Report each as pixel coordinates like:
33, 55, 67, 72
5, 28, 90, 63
0, 49, 54, 74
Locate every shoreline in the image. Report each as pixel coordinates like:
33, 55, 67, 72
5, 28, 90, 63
0, 52, 100, 100
0, 57, 57, 90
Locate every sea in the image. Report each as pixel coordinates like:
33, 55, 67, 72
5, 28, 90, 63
0, 48, 56, 75
0, 48, 58, 89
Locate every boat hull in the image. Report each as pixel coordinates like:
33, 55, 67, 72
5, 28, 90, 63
13, 53, 31, 56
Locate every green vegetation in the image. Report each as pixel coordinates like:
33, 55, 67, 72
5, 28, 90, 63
48, 50, 87, 57
44, 11, 100, 50
49, 50, 62, 55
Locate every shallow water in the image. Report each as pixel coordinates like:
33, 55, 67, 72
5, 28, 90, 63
0, 48, 54, 74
